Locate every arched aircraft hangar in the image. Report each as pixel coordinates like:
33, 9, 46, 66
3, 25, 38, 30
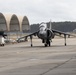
0, 13, 7, 31
0, 13, 30, 32
18, 16, 30, 32
10, 14, 20, 31
22, 16, 30, 31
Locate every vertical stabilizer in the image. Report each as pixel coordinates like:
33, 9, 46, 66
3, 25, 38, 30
49, 20, 52, 30
47, 20, 52, 30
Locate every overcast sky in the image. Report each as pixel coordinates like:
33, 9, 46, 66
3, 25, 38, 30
0, 0, 76, 24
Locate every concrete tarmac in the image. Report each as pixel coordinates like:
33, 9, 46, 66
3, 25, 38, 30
0, 38, 76, 75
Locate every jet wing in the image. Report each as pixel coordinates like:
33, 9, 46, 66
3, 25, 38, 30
52, 29, 70, 37
52, 29, 76, 46
17, 31, 39, 43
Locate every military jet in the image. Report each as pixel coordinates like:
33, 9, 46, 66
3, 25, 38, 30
17, 21, 71, 47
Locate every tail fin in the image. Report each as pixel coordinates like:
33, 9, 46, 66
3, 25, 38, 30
47, 20, 52, 30
49, 20, 52, 30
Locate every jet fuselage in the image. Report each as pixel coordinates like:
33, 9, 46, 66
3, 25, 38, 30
38, 23, 54, 40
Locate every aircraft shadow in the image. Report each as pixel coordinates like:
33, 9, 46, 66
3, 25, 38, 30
17, 45, 68, 49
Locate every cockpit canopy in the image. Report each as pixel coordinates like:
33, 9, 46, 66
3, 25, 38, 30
39, 23, 47, 31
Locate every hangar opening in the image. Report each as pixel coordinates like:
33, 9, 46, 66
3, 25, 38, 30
10, 15, 20, 32
22, 16, 29, 32
0, 13, 7, 31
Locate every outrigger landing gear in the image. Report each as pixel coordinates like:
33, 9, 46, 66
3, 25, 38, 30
31, 44, 33, 47
64, 35, 67, 46
44, 39, 51, 47
45, 43, 47, 47
48, 41, 50, 46
30, 36, 33, 47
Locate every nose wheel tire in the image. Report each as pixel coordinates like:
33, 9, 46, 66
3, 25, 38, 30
45, 44, 47, 47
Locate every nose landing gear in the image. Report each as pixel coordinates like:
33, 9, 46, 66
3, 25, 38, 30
44, 39, 51, 47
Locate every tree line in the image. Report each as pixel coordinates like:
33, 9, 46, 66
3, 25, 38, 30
24, 21, 76, 33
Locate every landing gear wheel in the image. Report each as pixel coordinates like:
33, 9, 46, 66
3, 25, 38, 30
65, 43, 66, 46
31, 44, 33, 47
48, 41, 50, 46
2, 44, 4, 46
45, 44, 47, 47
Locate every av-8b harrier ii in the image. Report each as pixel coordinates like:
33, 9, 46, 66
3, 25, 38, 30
17, 21, 72, 47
